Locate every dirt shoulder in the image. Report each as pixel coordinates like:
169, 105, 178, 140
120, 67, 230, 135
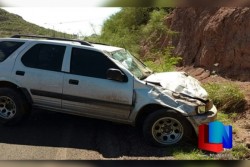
176, 66, 250, 147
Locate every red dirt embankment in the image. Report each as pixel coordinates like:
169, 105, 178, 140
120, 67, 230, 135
167, 8, 250, 81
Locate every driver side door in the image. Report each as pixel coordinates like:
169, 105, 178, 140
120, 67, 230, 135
62, 47, 134, 120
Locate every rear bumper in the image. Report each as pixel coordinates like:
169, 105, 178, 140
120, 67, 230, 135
186, 105, 218, 135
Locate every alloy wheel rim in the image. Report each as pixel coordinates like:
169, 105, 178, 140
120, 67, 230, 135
0, 96, 16, 119
152, 117, 184, 145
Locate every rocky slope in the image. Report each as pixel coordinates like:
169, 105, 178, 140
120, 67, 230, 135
167, 7, 250, 81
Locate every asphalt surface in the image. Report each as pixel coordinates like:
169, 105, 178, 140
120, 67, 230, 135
0, 109, 194, 160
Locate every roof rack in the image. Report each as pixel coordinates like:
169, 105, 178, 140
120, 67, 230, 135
11, 34, 93, 47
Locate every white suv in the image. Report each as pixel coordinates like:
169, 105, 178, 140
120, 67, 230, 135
0, 35, 217, 146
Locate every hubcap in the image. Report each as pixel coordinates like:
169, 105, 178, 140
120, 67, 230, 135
152, 117, 183, 145
0, 96, 16, 119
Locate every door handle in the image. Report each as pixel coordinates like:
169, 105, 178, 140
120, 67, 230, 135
69, 79, 79, 85
16, 71, 25, 76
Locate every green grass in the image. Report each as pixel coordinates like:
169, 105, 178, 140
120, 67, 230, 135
173, 146, 250, 160
231, 144, 250, 160
173, 143, 249, 160
203, 83, 246, 113
173, 148, 213, 160
216, 112, 234, 125
216, 112, 239, 135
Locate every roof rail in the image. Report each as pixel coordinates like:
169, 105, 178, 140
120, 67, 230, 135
89, 42, 110, 46
11, 34, 93, 47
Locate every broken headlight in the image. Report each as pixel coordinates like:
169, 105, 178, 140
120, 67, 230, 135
197, 105, 206, 114
196, 100, 213, 114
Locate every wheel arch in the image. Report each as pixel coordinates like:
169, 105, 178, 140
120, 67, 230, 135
0, 81, 33, 105
135, 104, 177, 127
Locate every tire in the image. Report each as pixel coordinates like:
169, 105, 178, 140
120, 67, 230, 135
143, 109, 193, 147
0, 88, 29, 125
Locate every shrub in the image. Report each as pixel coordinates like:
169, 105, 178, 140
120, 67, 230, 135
142, 10, 181, 72
144, 48, 182, 72
203, 83, 246, 113
86, 8, 181, 72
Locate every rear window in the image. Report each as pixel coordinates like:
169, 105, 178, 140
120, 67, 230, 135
0, 41, 24, 62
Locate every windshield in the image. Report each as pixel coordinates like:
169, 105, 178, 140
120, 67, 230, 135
110, 49, 153, 79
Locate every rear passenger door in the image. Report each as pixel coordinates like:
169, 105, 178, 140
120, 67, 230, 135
12, 43, 67, 108
62, 47, 134, 120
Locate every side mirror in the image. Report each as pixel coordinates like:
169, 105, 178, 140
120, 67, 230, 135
106, 68, 127, 82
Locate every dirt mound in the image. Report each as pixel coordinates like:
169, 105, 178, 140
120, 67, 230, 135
167, 7, 250, 81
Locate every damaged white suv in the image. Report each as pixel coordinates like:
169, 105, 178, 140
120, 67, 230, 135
0, 35, 217, 146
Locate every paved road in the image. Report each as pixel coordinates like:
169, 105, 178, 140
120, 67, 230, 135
0, 109, 194, 160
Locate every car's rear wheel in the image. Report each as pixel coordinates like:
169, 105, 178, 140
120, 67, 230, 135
0, 88, 29, 125
143, 109, 193, 147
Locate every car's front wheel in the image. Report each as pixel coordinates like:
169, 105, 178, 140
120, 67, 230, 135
0, 88, 29, 125
143, 109, 193, 147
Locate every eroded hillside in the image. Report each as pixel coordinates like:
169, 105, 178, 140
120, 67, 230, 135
167, 7, 250, 81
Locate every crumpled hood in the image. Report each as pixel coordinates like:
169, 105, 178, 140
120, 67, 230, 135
145, 72, 208, 100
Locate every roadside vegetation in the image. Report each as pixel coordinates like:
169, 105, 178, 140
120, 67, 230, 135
173, 143, 249, 160
173, 82, 249, 160
203, 83, 246, 113
86, 7, 181, 72
172, 110, 249, 160
105, 0, 175, 7
203, 83, 249, 160
0, 9, 71, 38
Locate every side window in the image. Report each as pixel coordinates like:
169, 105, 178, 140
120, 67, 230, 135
21, 44, 66, 72
0, 41, 24, 62
70, 48, 118, 79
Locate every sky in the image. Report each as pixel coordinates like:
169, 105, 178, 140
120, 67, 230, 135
2, 7, 121, 36
0, 0, 109, 7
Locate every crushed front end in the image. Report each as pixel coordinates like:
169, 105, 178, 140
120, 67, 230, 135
145, 71, 218, 135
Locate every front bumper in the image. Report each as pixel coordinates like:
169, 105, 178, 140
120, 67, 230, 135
186, 105, 218, 135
